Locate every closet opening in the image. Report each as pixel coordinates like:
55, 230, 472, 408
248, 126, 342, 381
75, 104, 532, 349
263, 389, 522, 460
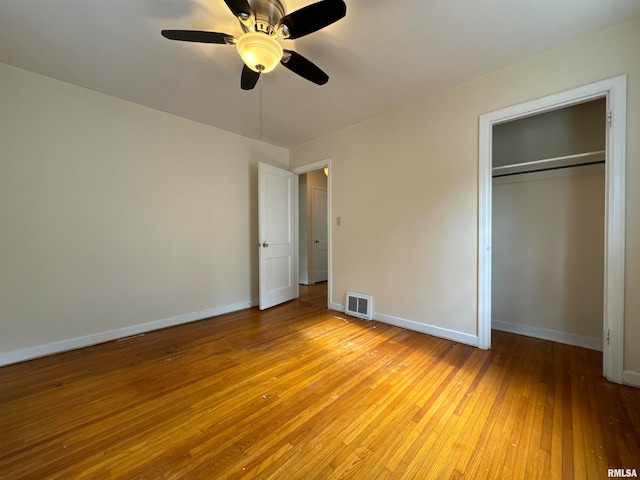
293, 160, 332, 310
491, 98, 606, 352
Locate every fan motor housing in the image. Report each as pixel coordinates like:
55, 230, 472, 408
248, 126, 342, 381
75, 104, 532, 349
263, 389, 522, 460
245, 0, 286, 34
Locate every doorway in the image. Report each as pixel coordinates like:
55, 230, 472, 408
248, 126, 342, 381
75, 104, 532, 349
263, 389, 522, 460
292, 160, 332, 310
478, 76, 626, 384
298, 171, 328, 285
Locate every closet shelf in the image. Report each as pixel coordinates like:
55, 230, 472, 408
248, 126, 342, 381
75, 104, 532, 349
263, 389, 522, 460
492, 150, 605, 177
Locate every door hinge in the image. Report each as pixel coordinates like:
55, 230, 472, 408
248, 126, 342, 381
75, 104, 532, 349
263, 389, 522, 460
607, 111, 612, 127
607, 329, 610, 345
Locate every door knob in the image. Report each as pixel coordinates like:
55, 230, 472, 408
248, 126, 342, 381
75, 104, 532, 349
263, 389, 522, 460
262, 242, 269, 248
315, 240, 319, 243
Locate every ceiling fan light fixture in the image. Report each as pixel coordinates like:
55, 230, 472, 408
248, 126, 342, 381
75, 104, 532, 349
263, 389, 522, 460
236, 32, 283, 73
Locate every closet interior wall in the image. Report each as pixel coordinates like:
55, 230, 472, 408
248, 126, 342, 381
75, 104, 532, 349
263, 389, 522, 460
491, 99, 606, 349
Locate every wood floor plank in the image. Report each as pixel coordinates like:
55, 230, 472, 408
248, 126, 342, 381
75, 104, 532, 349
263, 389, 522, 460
1, 284, 639, 479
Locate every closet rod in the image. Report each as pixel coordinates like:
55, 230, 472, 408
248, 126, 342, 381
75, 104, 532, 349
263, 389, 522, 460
492, 160, 604, 178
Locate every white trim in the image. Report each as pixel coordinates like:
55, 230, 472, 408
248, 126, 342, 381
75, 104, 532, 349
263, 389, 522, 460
293, 170, 300, 298
0, 300, 256, 366
332, 302, 479, 346
292, 159, 333, 310
622, 371, 640, 388
478, 111, 493, 350
492, 320, 602, 351
375, 312, 479, 346
603, 76, 626, 384
478, 75, 626, 384
329, 301, 342, 312
292, 159, 331, 174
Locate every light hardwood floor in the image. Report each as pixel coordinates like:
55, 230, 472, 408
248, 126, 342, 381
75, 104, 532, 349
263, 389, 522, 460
1, 284, 639, 479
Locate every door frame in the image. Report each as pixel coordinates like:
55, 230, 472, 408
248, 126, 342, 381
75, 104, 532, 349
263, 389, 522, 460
478, 75, 626, 384
292, 159, 332, 309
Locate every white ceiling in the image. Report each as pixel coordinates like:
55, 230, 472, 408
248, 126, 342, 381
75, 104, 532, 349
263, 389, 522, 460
1, 0, 639, 148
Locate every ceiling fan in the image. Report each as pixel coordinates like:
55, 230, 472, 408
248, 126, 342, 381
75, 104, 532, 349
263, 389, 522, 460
161, 0, 346, 90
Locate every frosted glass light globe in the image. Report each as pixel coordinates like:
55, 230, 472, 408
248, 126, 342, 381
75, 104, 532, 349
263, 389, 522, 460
237, 32, 283, 73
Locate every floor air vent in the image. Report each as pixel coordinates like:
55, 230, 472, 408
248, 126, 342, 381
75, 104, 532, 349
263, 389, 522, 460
345, 292, 373, 321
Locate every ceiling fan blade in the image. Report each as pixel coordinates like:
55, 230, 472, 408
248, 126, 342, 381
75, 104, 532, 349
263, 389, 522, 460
241, 64, 261, 90
278, 0, 346, 40
224, 0, 254, 19
281, 50, 329, 85
161, 30, 234, 44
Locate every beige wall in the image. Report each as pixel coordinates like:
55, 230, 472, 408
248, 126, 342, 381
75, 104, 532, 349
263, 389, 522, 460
290, 17, 640, 375
0, 63, 288, 360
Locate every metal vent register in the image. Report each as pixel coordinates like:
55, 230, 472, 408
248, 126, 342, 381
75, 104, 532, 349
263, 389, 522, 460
345, 292, 373, 321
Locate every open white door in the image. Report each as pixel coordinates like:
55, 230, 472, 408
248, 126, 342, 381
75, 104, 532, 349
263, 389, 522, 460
259, 162, 295, 310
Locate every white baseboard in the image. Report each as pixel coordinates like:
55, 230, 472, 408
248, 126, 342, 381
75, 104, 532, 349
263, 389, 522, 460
329, 302, 343, 312
623, 370, 640, 388
375, 312, 479, 346
330, 303, 479, 347
0, 299, 257, 367
492, 319, 603, 351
